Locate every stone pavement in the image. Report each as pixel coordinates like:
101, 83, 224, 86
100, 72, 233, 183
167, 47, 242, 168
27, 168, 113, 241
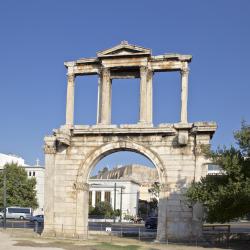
0, 231, 63, 250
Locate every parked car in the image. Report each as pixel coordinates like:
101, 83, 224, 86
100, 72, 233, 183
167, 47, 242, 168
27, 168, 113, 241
0, 207, 32, 220
29, 214, 44, 224
145, 217, 158, 229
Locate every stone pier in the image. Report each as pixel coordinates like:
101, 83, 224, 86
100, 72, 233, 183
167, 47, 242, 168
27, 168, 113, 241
43, 41, 217, 241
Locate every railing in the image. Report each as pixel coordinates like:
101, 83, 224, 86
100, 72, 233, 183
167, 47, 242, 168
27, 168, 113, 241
0, 219, 249, 248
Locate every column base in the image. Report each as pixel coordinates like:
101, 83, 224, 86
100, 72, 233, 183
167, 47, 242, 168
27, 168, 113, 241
156, 221, 202, 242
137, 122, 153, 127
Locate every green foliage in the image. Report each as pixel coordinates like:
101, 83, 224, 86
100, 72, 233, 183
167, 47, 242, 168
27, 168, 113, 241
98, 167, 109, 175
148, 182, 160, 198
123, 214, 134, 221
113, 209, 121, 217
149, 198, 158, 210
138, 205, 147, 217
234, 120, 250, 156
0, 163, 38, 209
186, 122, 250, 223
89, 204, 95, 214
89, 201, 117, 218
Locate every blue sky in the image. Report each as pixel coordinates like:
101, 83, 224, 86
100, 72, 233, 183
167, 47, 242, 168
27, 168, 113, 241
0, 1, 249, 169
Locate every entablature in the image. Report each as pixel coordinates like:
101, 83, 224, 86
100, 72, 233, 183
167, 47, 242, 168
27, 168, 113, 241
55, 122, 216, 138
64, 41, 192, 76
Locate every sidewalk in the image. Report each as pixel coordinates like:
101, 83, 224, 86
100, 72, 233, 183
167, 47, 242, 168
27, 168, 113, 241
0, 228, 245, 250
0, 231, 63, 250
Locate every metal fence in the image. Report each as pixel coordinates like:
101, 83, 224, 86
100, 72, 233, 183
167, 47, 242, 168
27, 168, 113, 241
0, 219, 249, 248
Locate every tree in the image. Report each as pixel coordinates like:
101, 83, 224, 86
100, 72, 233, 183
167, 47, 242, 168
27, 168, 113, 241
89, 201, 114, 218
186, 121, 250, 223
0, 163, 38, 209
148, 182, 160, 200
98, 167, 109, 175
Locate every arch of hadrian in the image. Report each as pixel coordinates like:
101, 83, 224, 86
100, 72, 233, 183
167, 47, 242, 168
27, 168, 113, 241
43, 41, 217, 241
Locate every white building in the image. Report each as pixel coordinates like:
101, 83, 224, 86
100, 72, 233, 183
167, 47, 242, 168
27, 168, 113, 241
0, 153, 28, 167
207, 164, 223, 175
25, 164, 44, 215
88, 179, 140, 217
0, 153, 44, 215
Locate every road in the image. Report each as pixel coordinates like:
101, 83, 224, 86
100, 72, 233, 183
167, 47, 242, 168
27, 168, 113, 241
0, 220, 156, 233
0, 220, 249, 234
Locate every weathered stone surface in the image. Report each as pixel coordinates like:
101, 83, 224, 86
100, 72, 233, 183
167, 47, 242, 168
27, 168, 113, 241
43, 43, 217, 242
44, 123, 216, 241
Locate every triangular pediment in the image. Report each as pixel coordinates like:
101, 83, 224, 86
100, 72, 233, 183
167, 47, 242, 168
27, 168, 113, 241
97, 41, 151, 58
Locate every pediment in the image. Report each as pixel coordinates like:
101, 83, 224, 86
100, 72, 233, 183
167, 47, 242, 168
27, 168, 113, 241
97, 41, 151, 58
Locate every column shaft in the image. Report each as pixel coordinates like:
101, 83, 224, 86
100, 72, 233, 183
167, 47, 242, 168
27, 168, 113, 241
98, 68, 111, 125
43, 137, 56, 236
65, 74, 75, 126
139, 67, 153, 124
147, 69, 153, 124
92, 191, 95, 207
96, 76, 102, 124
180, 67, 189, 123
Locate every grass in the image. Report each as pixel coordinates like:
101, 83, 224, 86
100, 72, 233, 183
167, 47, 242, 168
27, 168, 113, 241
93, 242, 140, 250
14, 240, 148, 250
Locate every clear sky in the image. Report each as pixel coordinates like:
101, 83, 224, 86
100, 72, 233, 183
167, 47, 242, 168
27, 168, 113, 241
0, 1, 249, 168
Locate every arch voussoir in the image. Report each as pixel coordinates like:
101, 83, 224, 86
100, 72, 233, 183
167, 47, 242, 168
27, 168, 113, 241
76, 140, 166, 184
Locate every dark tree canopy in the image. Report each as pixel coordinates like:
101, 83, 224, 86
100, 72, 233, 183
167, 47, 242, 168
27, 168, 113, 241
186, 122, 250, 223
0, 163, 38, 209
89, 201, 120, 218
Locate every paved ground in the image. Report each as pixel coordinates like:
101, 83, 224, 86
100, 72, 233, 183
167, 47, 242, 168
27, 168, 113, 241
0, 229, 248, 250
0, 230, 63, 250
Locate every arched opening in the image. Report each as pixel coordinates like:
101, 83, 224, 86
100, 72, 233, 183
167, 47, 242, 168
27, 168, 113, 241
89, 151, 159, 220
75, 141, 167, 237
76, 141, 166, 182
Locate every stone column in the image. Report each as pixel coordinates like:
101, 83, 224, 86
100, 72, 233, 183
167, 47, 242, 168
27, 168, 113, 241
96, 76, 102, 124
92, 191, 95, 207
139, 66, 153, 125
180, 66, 189, 123
65, 73, 75, 127
75, 182, 89, 239
98, 68, 112, 125
101, 191, 105, 202
43, 136, 56, 237
147, 69, 153, 124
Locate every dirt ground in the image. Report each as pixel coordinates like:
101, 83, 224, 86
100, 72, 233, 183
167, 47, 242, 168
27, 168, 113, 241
0, 229, 247, 250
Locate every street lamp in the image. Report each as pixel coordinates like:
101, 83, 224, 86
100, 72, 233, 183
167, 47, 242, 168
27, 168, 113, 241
0, 167, 7, 229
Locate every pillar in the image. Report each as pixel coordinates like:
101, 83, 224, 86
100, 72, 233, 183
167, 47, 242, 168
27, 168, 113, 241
180, 66, 189, 123
43, 136, 56, 236
96, 76, 102, 123
139, 66, 153, 125
75, 183, 89, 238
101, 191, 105, 202
92, 190, 95, 207
65, 73, 75, 126
97, 68, 112, 125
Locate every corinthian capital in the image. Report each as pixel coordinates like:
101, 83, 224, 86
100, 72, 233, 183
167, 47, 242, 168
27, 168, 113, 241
73, 182, 90, 191
140, 66, 148, 76
44, 136, 56, 154
181, 67, 189, 76
101, 67, 110, 78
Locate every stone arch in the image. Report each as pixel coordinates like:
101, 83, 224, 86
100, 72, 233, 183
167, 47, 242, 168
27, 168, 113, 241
76, 140, 167, 185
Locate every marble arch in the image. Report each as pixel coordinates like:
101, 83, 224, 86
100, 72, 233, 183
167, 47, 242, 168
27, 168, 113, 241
43, 41, 217, 241
76, 140, 166, 182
